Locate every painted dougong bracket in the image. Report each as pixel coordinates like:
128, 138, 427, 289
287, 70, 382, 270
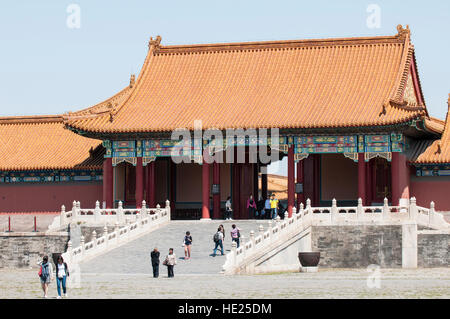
364, 152, 392, 162
112, 157, 137, 166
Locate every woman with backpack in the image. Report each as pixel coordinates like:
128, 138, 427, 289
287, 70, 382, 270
219, 224, 225, 241
212, 227, 224, 256
183, 231, 193, 260
55, 255, 69, 298
38, 255, 53, 298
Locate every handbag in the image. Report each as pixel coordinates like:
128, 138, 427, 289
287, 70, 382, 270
38, 266, 42, 278
162, 258, 168, 266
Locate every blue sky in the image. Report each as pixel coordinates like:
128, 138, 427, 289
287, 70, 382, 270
0, 1, 449, 175
0, 0, 448, 119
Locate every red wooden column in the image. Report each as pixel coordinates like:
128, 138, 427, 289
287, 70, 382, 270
212, 161, 220, 219
287, 145, 295, 217
146, 161, 156, 208
135, 157, 144, 208
391, 152, 410, 206
202, 158, 211, 220
261, 166, 268, 200
102, 158, 113, 208
233, 163, 242, 219
313, 154, 320, 206
296, 160, 304, 208
358, 153, 367, 205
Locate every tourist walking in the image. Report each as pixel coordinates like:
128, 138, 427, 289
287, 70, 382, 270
247, 194, 257, 219
150, 247, 160, 278
163, 248, 177, 278
230, 224, 241, 248
219, 224, 225, 241
37, 255, 53, 298
264, 196, 272, 220
55, 255, 69, 299
225, 196, 233, 220
256, 196, 265, 219
270, 194, 279, 219
212, 227, 224, 256
183, 231, 193, 260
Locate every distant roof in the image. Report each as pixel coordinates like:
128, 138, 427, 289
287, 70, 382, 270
414, 95, 450, 164
65, 25, 428, 135
0, 115, 102, 171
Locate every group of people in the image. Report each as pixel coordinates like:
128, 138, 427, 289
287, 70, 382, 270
225, 194, 285, 220
37, 255, 69, 299
235, 193, 286, 220
150, 224, 242, 277
212, 223, 241, 256
149, 231, 192, 278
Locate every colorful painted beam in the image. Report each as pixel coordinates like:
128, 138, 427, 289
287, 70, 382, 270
416, 165, 450, 177
103, 134, 405, 163
0, 170, 103, 183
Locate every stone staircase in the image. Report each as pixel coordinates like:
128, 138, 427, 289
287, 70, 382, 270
79, 220, 272, 275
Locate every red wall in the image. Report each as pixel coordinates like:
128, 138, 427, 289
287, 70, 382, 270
0, 182, 102, 213
410, 177, 450, 211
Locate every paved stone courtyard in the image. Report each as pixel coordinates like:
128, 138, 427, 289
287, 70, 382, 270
0, 220, 449, 299
0, 268, 449, 299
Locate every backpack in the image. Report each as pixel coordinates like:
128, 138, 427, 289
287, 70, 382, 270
213, 232, 220, 243
40, 263, 49, 281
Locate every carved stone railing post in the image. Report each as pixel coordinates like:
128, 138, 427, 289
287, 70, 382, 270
275, 216, 281, 238
259, 224, 264, 238
156, 204, 161, 221
117, 201, 124, 224
331, 198, 338, 223
356, 198, 363, 220
72, 201, 77, 222
306, 199, 312, 215
94, 201, 101, 222
429, 201, 436, 226
165, 200, 171, 219
250, 230, 255, 248
140, 200, 147, 220
231, 241, 237, 267
60, 205, 66, 226
299, 203, 304, 216
409, 197, 418, 221
382, 197, 390, 220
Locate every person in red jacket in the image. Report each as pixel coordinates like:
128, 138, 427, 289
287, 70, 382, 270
246, 194, 257, 219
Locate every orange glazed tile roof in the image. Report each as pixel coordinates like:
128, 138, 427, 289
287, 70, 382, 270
414, 95, 450, 164
65, 25, 428, 134
0, 115, 102, 171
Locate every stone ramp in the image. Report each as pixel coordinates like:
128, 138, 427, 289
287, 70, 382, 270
80, 220, 272, 275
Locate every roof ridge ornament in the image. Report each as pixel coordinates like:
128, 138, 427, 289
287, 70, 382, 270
130, 74, 136, 88
447, 93, 450, 108
149, 35, 162, 51
396, 24, 410, 39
